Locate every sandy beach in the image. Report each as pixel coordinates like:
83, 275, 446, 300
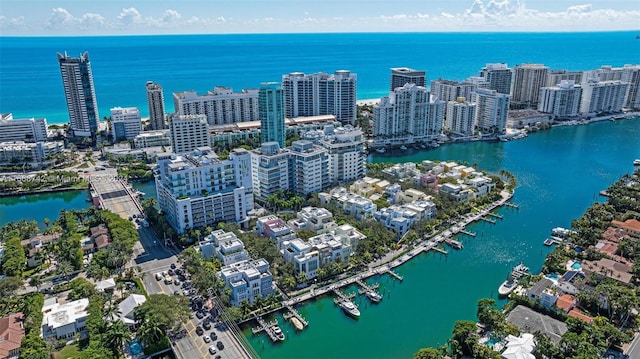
356, 98, 379, 106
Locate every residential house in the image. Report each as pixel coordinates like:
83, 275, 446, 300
81, 224, 111, 255
501, 333, 536, 359
611, 219, 640, 240
287, 207, 337, 234
95, 278, 116, 292
568, 309, 594, 324
198, 230, 250, 265
526, 278, 554, 306
219, 259, 275, 306
41, 298, 89, 340
582, 258, 633, 284
21, 233, 61, 268
0, 313, 24, 359
115, 294, 146, 330
555, 294, 576, 313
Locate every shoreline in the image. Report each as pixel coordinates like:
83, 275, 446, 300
0, 185, 88, 198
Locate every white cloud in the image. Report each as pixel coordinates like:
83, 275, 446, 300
47, 7, 78, 29
0, 15, 25, 29
80, 13, 105, 29
116, 7, 142, 27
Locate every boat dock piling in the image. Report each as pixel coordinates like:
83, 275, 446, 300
282, 304, 308, 329
480, 217, 497, 224
252, 316, 279, 342
486, 212, 504, 219
505, 202, 519, 209
432, 247, 448, 255
355, 279, 381, 295
386, 269, 404, 282
459, 229, 476, 237
332, 289, 356, 305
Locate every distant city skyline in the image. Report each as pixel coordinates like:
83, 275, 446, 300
1, 0, 638, 36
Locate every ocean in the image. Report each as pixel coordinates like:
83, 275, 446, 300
1, 31, 639, 124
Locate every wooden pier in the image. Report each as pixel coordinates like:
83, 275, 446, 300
480, 217, 497, 224
332, 289, 356, 304
252, 316, 279, 342
355, 279, 380, 295
387, 269, 404, 282
459, 229, 476, 237
282, 304, 308, 329
486, 212, 503, 219
505, 202, 519, 209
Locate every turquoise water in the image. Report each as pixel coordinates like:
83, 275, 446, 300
248, 118, 640, 359
546, 273, 560, 281
571, 261, 582, 270
0, 190, 91, 229
129, 339, 143, 355
1, 32, 638, 124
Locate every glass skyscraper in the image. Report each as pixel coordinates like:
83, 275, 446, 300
57, 52, 99, 138
259, 82, 285, 148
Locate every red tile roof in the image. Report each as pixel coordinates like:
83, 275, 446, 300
0, 313, 24, 358
555, 294, 575, 312
568, 309, 594, 323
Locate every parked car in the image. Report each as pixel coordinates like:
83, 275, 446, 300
216, 341, 224, 350
164, 276, 173, 284
203, 321, 211, 330
203, 335, 211, 343
208, 346, 217, 355
155, 273, 163, 281
170, 263, 176, 269
196, 326, 204, 336
196, 311, 205, 319
168, 269, 174, 276
210, 333, 218, 341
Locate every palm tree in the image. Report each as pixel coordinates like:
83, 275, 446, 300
116, 281, 125, 299
29, 275, 42, 292
43, 218, 50, 228
106, 319, 131, 356
103, 302, 122, 321
57, 261, 73, 284
137, 319, 164, 346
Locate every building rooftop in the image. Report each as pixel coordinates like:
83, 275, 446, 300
42, 298, 89, 331
506, 305, 567, 343
0, 312, 24, 359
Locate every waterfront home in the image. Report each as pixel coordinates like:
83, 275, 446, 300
501, 333, 536, 359
95, 278, 116, 293
319, 188, 377, 221
439, 183, 475, 202
0, 312, 24, 359
526, 278, 555, 307
556, 271, 585, 295
41, 298, 89, 340
256, 215, 291, 238
280, 238, 320, 279
611, 218, 640, 240
21, 233, 61, 268
506, 305, 567, 344
81, 224, 111, 255
582, 258, 633, 284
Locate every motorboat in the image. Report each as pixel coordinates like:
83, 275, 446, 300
272, 325, 285, 341
445, 239, 463, 249
634, 159, 640, 166
400, 145, 408, 150
339, 301, 361, 318
543, 238, 554, 246
290, 317, 304, 331
512, 263, 530, 276
498, 277, 517, 296
365, 291, 383, 303
376, 148, 386, 153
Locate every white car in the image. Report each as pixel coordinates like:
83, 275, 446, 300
164, 276, 173, 284
203, 335, 211, 343
208, 346, 217, 355
155, 273, 163, 281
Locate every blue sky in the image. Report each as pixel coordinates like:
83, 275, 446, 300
1, 0, 639, 35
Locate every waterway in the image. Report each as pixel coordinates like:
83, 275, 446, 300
246, 118, 640, 359
0, 189, 91, 230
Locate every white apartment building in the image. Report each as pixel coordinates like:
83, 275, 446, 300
282, 71, 357, 125
288, 207, 337, 234
133, 130, 171, 149
373, 83, 443, 146
146, 81, 166, 130
219, 259, 274, 306
538, 80, 583, 118
110, 107, 142, 141
256, 215, 295, 247
0, 114, 48, 143
430, 79, 477, 102
479, 63, 513, 95
511, 64, 549, 105
289, 140, 330, 195
546, 70, 583, 87
168, 113, 210, 154
0, 141, 63, 164
155, 147, 253, 234
199, 229, 250, 265
41, 298, 88, 340
473, 88, 510, 135
280, 238, 320, 279
250, 142, 290, 202
301, 125, 366, 184
445, 98, 477, 136
586, 64, 640, 109
579, 80, 630, 115
173, 87, 259, 126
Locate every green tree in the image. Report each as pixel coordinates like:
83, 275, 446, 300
413, 347, 443, 359
106, 319, 131, 357
0, 237, 26, 276
450, 320, 478, 358
134, 294, 191, 345
68, 277, 97, 300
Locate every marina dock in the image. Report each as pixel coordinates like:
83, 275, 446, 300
332, 289, 356, 304
251, 316, 279, 342
486, 212, 503, 219
432, 247, 448, 255
282, 304, 308, 330
479, 217, 497, 224
505, 202, 519, 209
355, 279, 380, 294
459, 229, 476, 237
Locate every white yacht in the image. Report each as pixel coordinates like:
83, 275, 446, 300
498, 277, 517, 296
376, 148, 386, 153
634, 159, 640, 166
339, 301, 361, 318
365, 291, 382, 303
400, 145, 407, 150
272, 325, 285, 341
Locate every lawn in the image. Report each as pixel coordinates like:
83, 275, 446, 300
55, 343, 80, 359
